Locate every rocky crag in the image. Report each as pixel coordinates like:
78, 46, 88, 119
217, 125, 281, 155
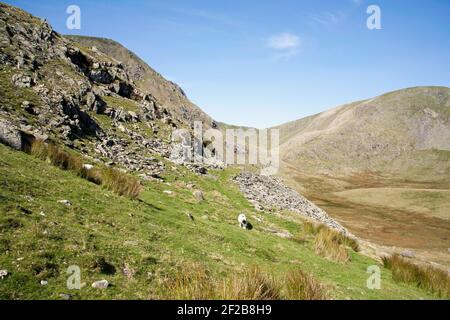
0, 3, 222, 178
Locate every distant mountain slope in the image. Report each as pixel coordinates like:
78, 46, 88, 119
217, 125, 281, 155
65, 35, 215, 128
276, 87, 450, 181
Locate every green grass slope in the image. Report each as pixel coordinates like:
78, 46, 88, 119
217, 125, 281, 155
0, 143, 440, 300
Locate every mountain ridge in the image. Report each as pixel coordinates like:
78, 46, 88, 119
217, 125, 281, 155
64, 35, 217, 130
275, 86, 450, 180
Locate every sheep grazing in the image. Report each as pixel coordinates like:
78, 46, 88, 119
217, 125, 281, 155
238, 214, 248, 229
83, 164, 94, 170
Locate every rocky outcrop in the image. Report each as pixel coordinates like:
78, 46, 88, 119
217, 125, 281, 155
234, 172, 349, 235
0, 3, 228, 179
0, 118, 22, 150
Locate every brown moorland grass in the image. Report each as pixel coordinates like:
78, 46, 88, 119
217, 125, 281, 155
153, 265, 333, 300
154, 264, 217, 300
285, 269, 330, 300
30, 140, 140, 199
220, 266, 281, 300
383, 254, 450, 298
101, 168, 142, 199
303, 220, 324, 235
303, 221, 359, 251
313, 226, 359, 263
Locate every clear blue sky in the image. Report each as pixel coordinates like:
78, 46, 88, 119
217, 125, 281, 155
6, 0, 450, 128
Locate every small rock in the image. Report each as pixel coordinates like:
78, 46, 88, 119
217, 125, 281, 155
92, 280, 109, 289
193, 190, 204, 201
401, 250, 415, 258
40, 280, 48, 286
58, 200, 72, 206
163, 190, 173, 195
60, 294, 72, 300
254, 216, 263, 223
0, 270, 8, 279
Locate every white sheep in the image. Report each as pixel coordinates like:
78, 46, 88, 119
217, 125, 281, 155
83, 164, 94, 170
238, 214, 248, 229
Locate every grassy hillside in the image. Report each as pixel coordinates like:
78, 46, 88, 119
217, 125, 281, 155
0, 143, 441, 300
277, 86, 450, 180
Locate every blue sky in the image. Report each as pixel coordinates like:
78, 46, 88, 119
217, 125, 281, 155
6, 0, 450, 128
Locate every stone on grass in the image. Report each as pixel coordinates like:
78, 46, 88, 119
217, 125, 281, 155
58, 200, 72, 206
193, 190, 204, 201
92, 280, 109, 289
60, 293, 72, 300
401, 250, 415, 258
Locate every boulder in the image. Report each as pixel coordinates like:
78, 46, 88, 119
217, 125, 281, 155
0, 118, 22, 150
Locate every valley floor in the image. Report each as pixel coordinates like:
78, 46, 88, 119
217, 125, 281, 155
281, 166, 450, 269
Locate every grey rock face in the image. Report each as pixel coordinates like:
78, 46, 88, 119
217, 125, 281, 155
0, 118, 22, 150
89, 69, 114, 84
234, 172, 350, 235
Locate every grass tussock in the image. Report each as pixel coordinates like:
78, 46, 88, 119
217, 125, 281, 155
154, 265, 322, 300
221, 266, 281, 300
314, 227, 359, 263
383, 254, 450, 298
30, 140, 140, 199
155, 264, 217, 300
303, 221, 358, 249
285, 269, 330, 300
101, 168, 142, 199
291, 234, 307, 245
302, 221, 326, 235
